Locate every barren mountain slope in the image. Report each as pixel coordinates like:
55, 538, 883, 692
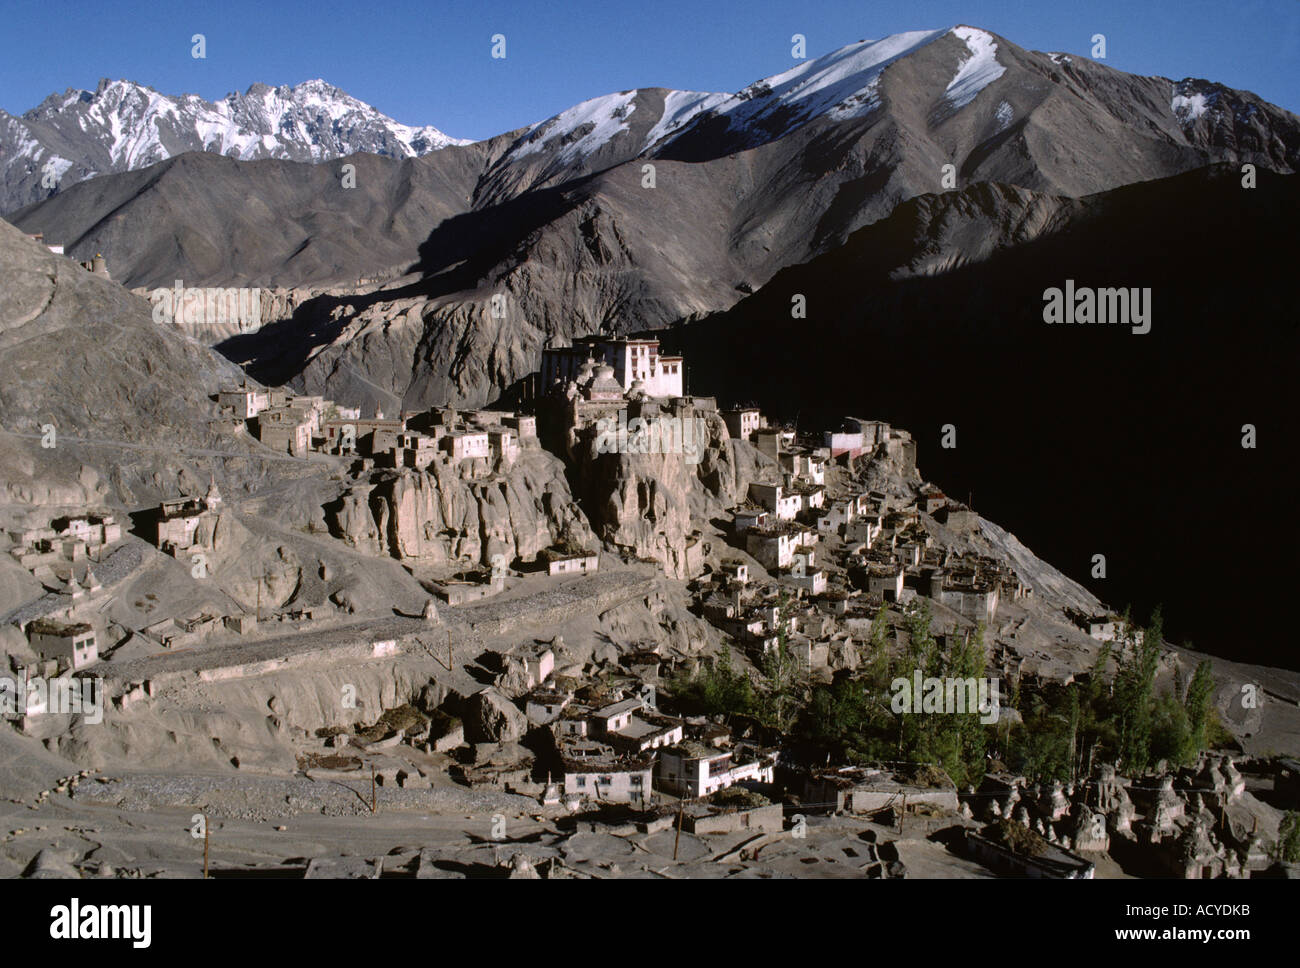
9, 27, 1297, 411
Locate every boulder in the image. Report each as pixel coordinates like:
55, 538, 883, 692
464, 688, 528, 743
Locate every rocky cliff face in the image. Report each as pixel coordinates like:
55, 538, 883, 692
562, 408, 769, 578
325, 450, 593, 566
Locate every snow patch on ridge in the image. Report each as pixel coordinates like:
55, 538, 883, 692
643, 90, 730, 150
716, 28, 949, 138
1171, 82, 1219, 125
510, 91, 639, 166
945, 26, 1006, 108
1172, 92, 1211, 121
41, 155, 74, 182
995, 100, 1014, 131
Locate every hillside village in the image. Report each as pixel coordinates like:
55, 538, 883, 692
2, 316, 1299, 881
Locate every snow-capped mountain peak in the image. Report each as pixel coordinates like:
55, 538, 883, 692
499, 27, 987, 169
1, 78, 470, 213
638, 26, 1008, 152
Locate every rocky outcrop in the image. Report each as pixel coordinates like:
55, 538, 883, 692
325, 450, 592, 566
463, 688, 528, 743
0, 221, 272, 523
563, 407, 767, 579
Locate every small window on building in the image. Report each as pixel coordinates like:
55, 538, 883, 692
576, 776, 585, 787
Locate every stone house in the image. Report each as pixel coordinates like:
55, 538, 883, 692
918, 489, 947, 515
733, 508, 768, 534
748, 482, 801, 520
443, 430, 490, 462
780, 450, 826, 485
154, 483, 221, 556
563, 753, 655, 806
864, 563, 905, 602
817, 500, 856, 535
544, 549, 599, 576
26, 619, 98, 671
656, 741, 776, 798
399, 431, 442, 469
592, 698, 645, 735
805, 766, 959, 815
683, 799, 784, 835
525, 688, 571, 726
786, 566, 827, 596
607, 713, 685, 754
217, 384, 270, 420
964, 829, 1095, 879
257, 407, 312, 456
504, 414, 537, 439
938, 503, 979, 533
488, 428, 519, 464
939, 581, 1000, 624
719, 559, 749, 584
543, 336, 683, 398
746, 525, 800, 571
722, 408, 762, 441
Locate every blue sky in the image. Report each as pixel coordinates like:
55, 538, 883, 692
2, 0, 1297, 140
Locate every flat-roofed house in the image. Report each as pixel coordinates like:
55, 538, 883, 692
504, 414, 537, 438
26, 619, 98, 671
733, 508, 768, 534
592, 698, 644, 735
543, 336, 684, 398
719, 560, 749, 584
398, 431, 441, 469
443, 430, 489, 462
746, 525, 799, 571
488, 428, 519, 463
805, 765, 959, 815
656, 741, 776, 798
217, 384, 270, 420
722, 408, 762, 441
543, 547, 599, 576
606, 713, 685, 754
563, 752, 654, 805
155, 499, 206, 554
257, 407, 312, 456
919, 488, 947, 514
748, 482, 800, 521
864, 563, 905, 602
525, 688, 571, 726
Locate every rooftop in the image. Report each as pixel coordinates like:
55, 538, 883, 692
27, 618, 93, 636
665, 739, 729, 760
596, 698, 644, 719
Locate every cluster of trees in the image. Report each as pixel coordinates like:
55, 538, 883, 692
668, 593, 807, 731
1004, 608, 1229, 782
673, 599, 991, 787
1279, 812, 1300, 863
799, 601, 989, 787
670, 599, 1227, 790
668, 647, 755, 719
